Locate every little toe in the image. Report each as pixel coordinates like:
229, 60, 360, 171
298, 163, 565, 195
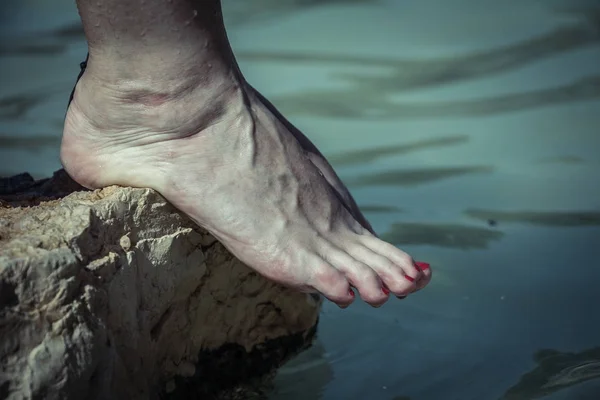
308, 258, 355, 307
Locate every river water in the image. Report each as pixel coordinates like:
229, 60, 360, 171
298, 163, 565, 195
1, 1, 600, 399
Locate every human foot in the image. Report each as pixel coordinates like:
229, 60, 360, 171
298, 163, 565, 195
61, 66, 431, 307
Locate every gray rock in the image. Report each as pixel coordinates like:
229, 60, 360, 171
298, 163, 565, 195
0, 170, 321, 400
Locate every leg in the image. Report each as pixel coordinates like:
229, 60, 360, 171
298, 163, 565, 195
61, 0, 432, 308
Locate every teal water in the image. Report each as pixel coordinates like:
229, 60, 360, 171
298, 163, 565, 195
1, 1, 600, 399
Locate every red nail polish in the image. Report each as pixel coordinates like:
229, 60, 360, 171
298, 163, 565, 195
415, 261, 430, 270
348, 289, 355, 297
382, 286, 390, 295
404, 275, 415, 282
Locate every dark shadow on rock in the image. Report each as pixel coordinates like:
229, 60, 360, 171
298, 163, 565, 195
345, 166, 493, 188
501, 348, 600, 400
465, 209, 600, 227
381, 222, 504, 249
0, 169, 87, 207
328, 135, 469, 167
163, 323, 318, 400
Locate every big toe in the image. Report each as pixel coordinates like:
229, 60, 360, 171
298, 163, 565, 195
414, 261, 432, 291
358, 235, 432, 297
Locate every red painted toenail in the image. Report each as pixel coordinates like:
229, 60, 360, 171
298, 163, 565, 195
404, 275, 415, 282
348, 289, 355, 297
382, 286, 390, 295
415, 261, 430, 270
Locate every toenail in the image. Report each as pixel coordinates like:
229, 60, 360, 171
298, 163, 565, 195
415, 261, 430, 270
382, 286, 390, 295
404, 275, 415, 282
348, 289, 355, 297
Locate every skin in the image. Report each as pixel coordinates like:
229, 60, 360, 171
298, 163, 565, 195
61, 0, 432, 308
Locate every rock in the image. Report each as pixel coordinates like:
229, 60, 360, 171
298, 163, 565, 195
0, 170, 321, 400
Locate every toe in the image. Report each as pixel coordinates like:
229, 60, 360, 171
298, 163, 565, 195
414, 261, 433, 291
347, 244, 419, 297
308, 258, 355, 307
361, 235, 422, 274
320, 244, 389, 307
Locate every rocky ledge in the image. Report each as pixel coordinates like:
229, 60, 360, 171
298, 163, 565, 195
0, 170, 321, 400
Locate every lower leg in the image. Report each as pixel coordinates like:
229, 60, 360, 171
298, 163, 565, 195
76, 0, 238, 83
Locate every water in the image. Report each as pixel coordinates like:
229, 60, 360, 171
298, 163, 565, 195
1, 0, 600, 399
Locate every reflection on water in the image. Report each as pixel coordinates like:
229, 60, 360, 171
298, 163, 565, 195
0, 94, 47, 119
381, 222, 504, 249
539, 155, 585, 165
0, 135, 61, 152
358, 205, 403, 213
238, 7, 600, 119
269, 341, 333, 400
465, 209, 600, 227
502, 348, 600, 399
269, 76, 600, 119
328, 135, 469, 167
346, 166, 494, 187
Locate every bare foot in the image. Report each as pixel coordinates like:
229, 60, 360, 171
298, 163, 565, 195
61, 66, 431, 308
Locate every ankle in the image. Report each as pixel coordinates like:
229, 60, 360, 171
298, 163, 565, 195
71, 54, 248, 133
89, 47, 239, 89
